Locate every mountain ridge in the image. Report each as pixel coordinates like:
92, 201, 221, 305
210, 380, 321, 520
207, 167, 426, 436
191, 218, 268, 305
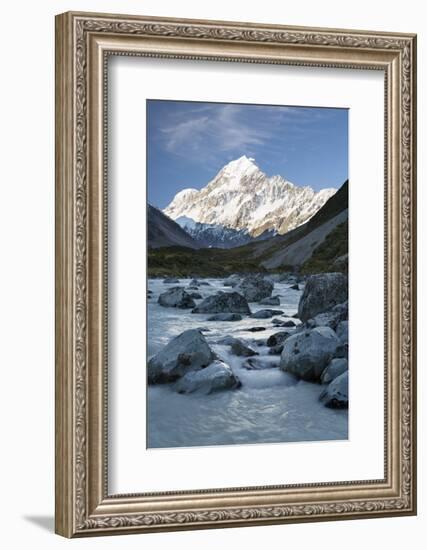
163, 155, 337, 241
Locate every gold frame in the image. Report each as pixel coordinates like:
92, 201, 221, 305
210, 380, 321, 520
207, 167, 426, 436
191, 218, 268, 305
55, 11, 417, 538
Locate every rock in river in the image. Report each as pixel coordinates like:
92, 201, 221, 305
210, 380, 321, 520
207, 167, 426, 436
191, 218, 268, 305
207, 313, 242, 322
267, 331, 292, 347
175, 360, 241, 395
192, 291, 251, 314
223, 273, 241, 287
250, 309, 284, 319
280, 326, 340, 381
259, 295, 281, 306
158, 287, 196, 309
188, 291, 203, 299
163, 277, 180, 284
235, 274, 273, 302
298, 273, 348, 322
320, 358, 348, 384
231, 340, 258, 357
336, 320, 349, 344
148, 329, 215, 384
319, 371, 348, 408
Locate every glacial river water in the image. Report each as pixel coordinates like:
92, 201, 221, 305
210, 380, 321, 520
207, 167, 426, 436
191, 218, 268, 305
147, 277, 348, 448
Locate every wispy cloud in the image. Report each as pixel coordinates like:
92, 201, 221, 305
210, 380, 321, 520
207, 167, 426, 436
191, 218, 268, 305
158, 103, 270, 163
151, 102, 338, 169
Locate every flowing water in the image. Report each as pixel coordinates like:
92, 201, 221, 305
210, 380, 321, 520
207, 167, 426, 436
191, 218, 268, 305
147, 277, 348, 448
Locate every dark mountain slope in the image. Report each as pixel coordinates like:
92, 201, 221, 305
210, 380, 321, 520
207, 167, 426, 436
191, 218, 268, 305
148, 205, 199, 249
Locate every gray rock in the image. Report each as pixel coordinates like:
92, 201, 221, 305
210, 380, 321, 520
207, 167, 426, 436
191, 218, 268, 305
272, 318, 289, 327
319, 371, 348, 408
267, 331, 292, 347
269, 344, 284, 355
335, 343, 349, 359
309, 301, 348, 330
336, 320, 349, 344
259, 296, 281, 306
189, 278, 200, 286
223, 273, 241, 287
298, 273, 348, 322
148, 329, 215, 384
207, 313, 243, 322
235, 274, 274, 302
231, 340, 258, 357
175, 360, 241, 395
192, 291, 251, 314
163, 277, 180, 284
282, 320, 296, 327
158, 287, 196, 309
187, 285, 199, 290
215, 335, 241, 346
280, 327, 340, 381
289, 283, 300, 290
250, 309, 284, 319
188, 291, 203, 299
321, 358, 348, 384
243, 357, 279, 370
247, 327, 266, 332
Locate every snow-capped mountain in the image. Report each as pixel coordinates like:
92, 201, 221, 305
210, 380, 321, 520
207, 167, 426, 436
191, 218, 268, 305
163, 156, 337, 241
175, 216, 275, 249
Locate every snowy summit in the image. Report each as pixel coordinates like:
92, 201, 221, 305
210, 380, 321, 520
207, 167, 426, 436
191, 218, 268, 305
163, 156, 336, 238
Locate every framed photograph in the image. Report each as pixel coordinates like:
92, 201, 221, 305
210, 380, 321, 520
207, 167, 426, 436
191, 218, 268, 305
55, 11, 417, 537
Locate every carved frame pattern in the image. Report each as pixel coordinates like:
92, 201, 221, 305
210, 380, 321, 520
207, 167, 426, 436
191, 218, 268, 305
55, 11, 416, 537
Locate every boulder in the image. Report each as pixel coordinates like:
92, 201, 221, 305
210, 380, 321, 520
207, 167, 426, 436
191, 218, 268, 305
223, 273, 241, 287
269, 344, 284, 355
175, 360, 241, 395
231, 340, 258, 357
282, 320, 296, 327
158, 287, 196, 309
148, 329, 215, 384
321, 358, 348, 384
188, 291, 203, 299
280, 326, 340, 381
250, 309, 284, 319
319, 371, 349, 408
235, 274, 273, 302
247, 327, 266, 332
163, 277, 180, 284
336, 320, 349, 344
334, 343, 349, 359
259, 296, 281, 306
243, 357, 280, 370
272, 318, 289, 327
207, 313, 242, 322
298, 273, 348, 322
289, 283, 300, 290
189, 278, 200, 286
309, 301, 348, 330
192, 291, 251, 314
267, 331, 292, 347
215, 335, 241, 346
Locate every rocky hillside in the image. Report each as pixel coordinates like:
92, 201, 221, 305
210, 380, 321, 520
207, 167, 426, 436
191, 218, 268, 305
147, 205, 199, 249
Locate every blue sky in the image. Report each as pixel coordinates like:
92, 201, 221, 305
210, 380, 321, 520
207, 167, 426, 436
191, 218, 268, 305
147, 100, 348, 209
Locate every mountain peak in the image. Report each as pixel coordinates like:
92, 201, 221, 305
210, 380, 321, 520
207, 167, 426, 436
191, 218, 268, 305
221, 155, 259, 177
163, 158, 337, 239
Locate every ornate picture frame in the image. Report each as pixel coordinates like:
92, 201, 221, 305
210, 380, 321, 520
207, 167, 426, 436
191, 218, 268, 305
55, 11, 417, 537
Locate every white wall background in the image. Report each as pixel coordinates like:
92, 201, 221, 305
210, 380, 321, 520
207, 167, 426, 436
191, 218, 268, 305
0, 1, 424, 548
